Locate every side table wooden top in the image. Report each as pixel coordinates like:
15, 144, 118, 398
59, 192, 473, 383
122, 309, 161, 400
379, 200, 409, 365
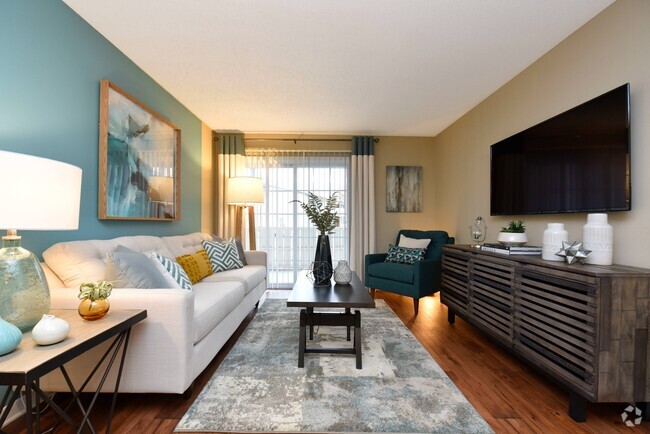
0, 309, 146, 379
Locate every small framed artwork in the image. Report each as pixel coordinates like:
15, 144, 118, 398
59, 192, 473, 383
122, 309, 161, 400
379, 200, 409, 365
98, 80, 181, 220
386, 166, 422, 212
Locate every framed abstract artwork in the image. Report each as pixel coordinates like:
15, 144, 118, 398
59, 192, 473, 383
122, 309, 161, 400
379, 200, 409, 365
98, 80, 181, 220
386, 166, 422, 212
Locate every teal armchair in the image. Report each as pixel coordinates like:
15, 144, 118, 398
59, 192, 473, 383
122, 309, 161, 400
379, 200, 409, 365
364, 230, 454, 315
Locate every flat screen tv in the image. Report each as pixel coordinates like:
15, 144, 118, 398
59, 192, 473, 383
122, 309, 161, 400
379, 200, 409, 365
490, 83, 630, 215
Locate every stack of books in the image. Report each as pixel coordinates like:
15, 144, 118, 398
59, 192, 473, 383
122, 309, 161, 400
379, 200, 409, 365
481, 243, 542, 255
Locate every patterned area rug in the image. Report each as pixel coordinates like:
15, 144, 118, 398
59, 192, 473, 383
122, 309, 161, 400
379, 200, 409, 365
176, 299, 493, 433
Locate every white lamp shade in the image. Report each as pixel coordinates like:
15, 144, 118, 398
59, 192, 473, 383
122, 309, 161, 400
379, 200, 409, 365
148, 176, 175, 203
227, 177, 264, 205
0, 151, 83, 230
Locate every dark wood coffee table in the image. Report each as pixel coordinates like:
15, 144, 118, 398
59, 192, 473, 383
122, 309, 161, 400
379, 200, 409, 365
287, 270, 375, 369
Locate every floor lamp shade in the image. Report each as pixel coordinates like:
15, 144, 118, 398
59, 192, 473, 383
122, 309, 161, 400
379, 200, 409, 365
226, 177, 264, 205
0, 151, 82, 332
227, 177, 264, 250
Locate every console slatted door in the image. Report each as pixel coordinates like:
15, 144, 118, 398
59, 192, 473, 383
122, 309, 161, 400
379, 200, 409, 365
514, 269, 597, 398
469, 256, 515, 345
441, 250, 470, 315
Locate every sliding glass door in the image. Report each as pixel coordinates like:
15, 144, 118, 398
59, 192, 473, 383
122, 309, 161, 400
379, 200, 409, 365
246, 150, 349, 288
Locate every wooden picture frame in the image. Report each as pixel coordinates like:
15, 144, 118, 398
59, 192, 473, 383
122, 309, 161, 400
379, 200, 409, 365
98, 80, 181, 221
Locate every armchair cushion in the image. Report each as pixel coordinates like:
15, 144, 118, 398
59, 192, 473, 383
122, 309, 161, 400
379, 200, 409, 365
385, 244, 426, 265
368, 262, 414, 284
398, 234, 431, 249
396, 230, 452, 261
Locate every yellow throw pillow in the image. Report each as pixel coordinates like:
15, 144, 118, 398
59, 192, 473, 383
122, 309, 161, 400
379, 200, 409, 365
176, 249, 213, 284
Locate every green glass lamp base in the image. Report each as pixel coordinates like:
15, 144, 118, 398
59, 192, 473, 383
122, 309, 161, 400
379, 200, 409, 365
0, 238, 50, 332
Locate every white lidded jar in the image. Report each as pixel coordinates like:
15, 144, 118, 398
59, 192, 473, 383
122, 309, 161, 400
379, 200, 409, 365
583, 213, 613, 265
542, 223, 568, 261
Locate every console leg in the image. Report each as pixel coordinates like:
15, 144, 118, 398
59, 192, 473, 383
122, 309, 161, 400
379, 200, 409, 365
569, 392, 587, 422
447, 310, 455, 324
413, 298, 419, 316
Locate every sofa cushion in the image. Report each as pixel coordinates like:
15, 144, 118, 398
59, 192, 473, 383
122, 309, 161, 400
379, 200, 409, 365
148, 252, 193, 291
201, 265, 266, 295
212, 236, 247, 265
161, 232, 213, 258
192, 281, 245, 344
368, 262, 414, 284
105, 245, 174, 289
201, 239, 244, 272
385, 244, 426, 265
43, 235, 174, 289
176, 250, 213, 284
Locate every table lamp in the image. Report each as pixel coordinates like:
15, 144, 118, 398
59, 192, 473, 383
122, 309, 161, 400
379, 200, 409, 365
227, 177, 264, 250
0, 151, 82, 331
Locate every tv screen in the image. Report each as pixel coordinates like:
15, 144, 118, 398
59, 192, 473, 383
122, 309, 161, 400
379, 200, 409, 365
490, 83, 630, 215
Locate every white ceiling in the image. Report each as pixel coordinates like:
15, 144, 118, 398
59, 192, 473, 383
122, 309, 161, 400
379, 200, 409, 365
64, 0, 613, 137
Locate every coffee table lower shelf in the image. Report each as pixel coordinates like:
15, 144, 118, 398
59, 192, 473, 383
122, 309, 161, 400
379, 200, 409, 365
299, 307, 362, 369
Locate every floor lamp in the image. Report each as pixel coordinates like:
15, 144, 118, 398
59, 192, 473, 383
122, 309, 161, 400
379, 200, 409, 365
227, 177, 264, 250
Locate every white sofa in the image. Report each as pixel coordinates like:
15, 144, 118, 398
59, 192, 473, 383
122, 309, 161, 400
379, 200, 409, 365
39, 232, 266, 394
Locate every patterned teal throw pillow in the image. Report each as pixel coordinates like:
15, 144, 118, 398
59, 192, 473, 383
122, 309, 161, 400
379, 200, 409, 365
201, 239, 244, 273
149, 252, 193, 291
385, 244, 426, 265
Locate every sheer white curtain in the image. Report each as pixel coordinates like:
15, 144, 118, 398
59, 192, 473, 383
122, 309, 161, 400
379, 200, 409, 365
245, 149, 350, 288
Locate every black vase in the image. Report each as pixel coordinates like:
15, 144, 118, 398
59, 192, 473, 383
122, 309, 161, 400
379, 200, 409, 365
313, 235, 333, 286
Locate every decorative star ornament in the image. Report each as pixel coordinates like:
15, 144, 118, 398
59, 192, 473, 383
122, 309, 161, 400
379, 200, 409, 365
555, 241, 591, 264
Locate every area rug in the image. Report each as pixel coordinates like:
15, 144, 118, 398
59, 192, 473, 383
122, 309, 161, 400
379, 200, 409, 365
175, 299, 493, 433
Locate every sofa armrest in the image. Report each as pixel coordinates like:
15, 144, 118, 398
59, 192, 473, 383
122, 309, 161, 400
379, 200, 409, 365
49, 287, 195, 361
244, 250, 267, 267
48, 286, 196, 392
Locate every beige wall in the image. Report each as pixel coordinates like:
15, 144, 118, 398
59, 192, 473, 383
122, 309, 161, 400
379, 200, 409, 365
200, 123, 214, 233
374, 137, 436, 251
432, 0, 650, 267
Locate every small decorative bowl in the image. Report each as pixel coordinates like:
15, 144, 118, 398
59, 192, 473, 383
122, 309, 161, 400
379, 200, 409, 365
497, 232, 528, 247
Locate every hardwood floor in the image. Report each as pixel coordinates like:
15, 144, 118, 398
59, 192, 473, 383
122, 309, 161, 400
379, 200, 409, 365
5, 290, 648, 433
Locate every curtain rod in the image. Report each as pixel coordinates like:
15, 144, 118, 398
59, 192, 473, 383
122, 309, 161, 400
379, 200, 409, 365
246, 149, 352, 154
214, 137, 379, 143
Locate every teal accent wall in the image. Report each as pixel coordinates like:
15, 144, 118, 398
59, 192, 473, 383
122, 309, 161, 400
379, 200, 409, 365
0, 0, 203, 257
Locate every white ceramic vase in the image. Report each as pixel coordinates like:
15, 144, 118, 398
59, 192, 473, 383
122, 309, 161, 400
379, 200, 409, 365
583, 213, 613, 265
31, 314, 70, 346
542, 223, 569, 261
497, 232, 528, 247
333, 260, 352, 285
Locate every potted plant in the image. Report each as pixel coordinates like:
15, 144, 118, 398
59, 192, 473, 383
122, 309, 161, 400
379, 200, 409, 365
78, 280, 113, 320
497, 220, 528, 246
291, 192, 340, 286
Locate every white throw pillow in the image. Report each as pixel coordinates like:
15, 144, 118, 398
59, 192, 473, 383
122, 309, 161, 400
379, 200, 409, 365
398, 234, 431, 249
